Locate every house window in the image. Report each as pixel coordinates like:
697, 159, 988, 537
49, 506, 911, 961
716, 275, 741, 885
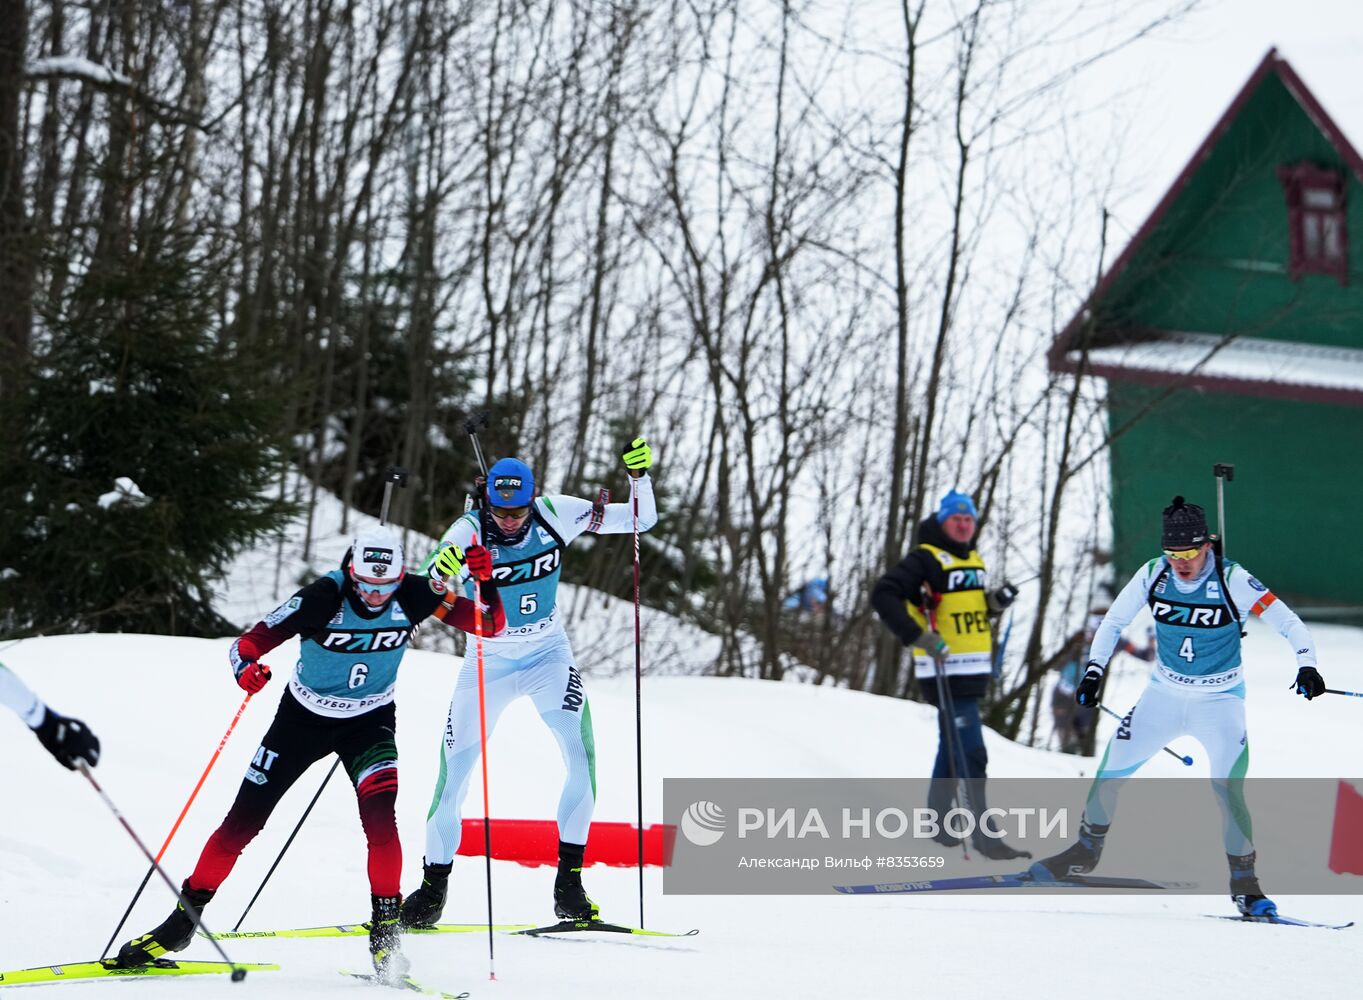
1278, 163, 1347, 284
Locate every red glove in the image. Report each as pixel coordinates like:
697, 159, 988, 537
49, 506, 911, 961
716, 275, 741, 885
236, 662, 272, 694
465, 545, 494, 582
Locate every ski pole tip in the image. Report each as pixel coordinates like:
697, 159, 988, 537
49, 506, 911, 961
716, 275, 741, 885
1182, 755, 1194, 766
231, 968, 247, 983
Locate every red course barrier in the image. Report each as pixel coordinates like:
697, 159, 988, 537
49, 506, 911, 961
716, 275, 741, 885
1328, 780, 1363, 876
455, 819, 677, 868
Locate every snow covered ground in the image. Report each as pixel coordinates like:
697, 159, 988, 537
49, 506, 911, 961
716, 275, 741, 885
3, 613, 1362, 999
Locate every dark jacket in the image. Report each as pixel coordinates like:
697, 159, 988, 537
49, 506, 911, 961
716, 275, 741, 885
871, 516, 990, 701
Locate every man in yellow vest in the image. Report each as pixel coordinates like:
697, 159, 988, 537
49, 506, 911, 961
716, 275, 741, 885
871, 489, 1028, 861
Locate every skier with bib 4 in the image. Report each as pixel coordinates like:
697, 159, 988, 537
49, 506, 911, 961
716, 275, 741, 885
1029, 496, 1323, 919
116, 530, 503, 981
403, 438, 657, 928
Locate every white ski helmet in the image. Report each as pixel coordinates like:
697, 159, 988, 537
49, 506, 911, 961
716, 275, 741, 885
350, 528, 404, 582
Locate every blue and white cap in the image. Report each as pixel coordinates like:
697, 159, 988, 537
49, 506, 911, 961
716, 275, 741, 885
935, 489, 978, 523
486, 457, 535, 507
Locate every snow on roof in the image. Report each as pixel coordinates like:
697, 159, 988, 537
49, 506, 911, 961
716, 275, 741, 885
1065, 330, 1363, 400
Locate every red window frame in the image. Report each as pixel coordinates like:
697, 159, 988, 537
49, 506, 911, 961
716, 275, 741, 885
1278, 163, 1348, 284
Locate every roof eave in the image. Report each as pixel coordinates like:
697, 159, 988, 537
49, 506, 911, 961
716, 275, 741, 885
1055, 358, 1363, 408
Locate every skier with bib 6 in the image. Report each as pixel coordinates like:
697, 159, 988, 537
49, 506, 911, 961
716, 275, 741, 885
116, 530, 503, 981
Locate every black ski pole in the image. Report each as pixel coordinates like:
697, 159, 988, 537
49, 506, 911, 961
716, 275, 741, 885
232, 758, 340, 930
1213, 463, 1235, 555
465, 411, 490, 478
922, 585, 969, 859
1096, 704, 1194, 765
1324, 688, 1363, 699
77, 762, 247, 981
232, 466, 408, 930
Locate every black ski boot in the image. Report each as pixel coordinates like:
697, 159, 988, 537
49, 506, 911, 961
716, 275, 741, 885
553, 841, 600, 921
116, 882, 215, 967
401, 859, 452, 928
1229, 852, 1278, 918
369, 894, 410, 983
1028, 819, 1108, 880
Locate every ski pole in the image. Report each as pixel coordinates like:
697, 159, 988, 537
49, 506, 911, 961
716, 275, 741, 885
232, 758, 340, 930
461, 413, 495, 976
465, 412, 490, 478
232, 465, 409, 930
632, 471, 645, 929
922, 585, 969, 860
100, 691, 255, 960
78, 762, 247, 981
1213, 463, 1234, 555
1324, 689, 1363, 699
1097, 704, 1194, 766
473, 577, 496, 980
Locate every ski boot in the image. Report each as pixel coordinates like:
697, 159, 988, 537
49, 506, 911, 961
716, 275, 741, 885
369, 894, 411, 983
1230, 852, 1278, 919
401, 859, 452, 928
1028, 819, 1108, 880
553, 841, 600, 922
115, 882, 215, 967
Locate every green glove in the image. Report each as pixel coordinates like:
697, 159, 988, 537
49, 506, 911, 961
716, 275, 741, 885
432, 543, 466, 579
622, 437, 652, 473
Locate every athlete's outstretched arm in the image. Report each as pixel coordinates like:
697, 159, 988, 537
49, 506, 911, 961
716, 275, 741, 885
1226, 566, 1317, 668
0, 662, 45, 727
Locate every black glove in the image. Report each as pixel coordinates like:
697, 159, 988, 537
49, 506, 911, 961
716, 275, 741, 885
988, 582, 1019, 613
1290, 666, 1326, 700
32, 708, 101, 770
1075, 662, 1105, 707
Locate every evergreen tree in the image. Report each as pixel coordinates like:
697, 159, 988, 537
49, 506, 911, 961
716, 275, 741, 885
0, 243, 295, 637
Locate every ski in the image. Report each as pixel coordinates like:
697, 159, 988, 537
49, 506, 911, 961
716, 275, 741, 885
1209, 914, 1354, 930
514, 919, 699, 938
208, 921, 532, 940
0, 958, 279, 986
341, 969, 469, 998
835, 873, 1196, 894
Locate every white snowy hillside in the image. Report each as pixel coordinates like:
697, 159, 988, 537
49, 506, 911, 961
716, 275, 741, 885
3, 613, 1362, 999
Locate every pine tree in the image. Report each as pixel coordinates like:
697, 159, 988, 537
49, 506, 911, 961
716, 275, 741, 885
0, 243, 295, 636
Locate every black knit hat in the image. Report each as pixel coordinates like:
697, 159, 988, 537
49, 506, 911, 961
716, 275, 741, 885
1161, 496, 1208, 549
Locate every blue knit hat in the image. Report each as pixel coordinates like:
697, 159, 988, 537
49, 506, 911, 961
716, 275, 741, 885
936, 489, 978, 523
486, 457, 535, 507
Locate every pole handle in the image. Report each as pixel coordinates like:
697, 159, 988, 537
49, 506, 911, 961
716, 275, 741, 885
378, 466, 410, 526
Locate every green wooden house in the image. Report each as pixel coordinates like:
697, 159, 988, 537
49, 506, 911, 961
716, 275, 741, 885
1049, 49, 1363, 616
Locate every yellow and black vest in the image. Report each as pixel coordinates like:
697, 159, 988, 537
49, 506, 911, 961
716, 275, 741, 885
906, 543, 993, 679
